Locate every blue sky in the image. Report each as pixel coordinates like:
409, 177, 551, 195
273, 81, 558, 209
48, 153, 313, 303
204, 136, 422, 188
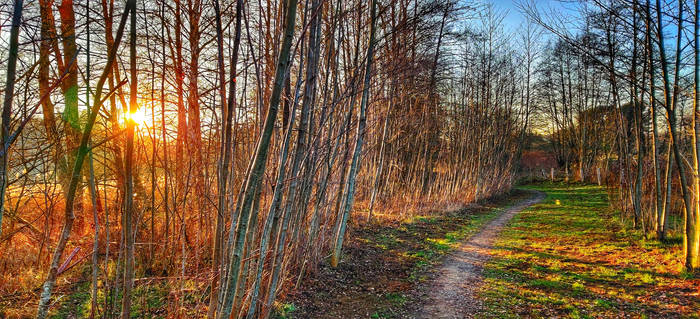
491, 0, 528, 29
489, 0, 582, 33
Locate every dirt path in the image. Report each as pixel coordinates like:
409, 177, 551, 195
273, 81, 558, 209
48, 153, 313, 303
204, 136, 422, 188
416, 190, 545, 319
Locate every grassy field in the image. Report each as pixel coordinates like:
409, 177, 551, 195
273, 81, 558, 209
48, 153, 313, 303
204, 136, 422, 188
478, 183, 699, 318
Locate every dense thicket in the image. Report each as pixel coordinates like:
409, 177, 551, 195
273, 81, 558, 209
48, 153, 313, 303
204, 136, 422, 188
0, 0, 530, 317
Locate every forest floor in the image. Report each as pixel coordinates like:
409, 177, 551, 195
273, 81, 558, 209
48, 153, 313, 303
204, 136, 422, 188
282, 183, 700, 319
278, 189, 535, 318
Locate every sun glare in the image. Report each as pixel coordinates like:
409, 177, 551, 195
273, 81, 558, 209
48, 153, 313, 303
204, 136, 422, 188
124, 108, 148, 126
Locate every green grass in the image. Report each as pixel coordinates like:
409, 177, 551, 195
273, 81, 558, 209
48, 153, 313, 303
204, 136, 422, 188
402, 203, 515, 283
274, 302, 297, 319
478, 182, 700, 319
51, 270, 200, 319
51, 280, 91, 319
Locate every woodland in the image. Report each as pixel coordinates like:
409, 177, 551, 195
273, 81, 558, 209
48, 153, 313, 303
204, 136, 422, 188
0, 0, 698, 318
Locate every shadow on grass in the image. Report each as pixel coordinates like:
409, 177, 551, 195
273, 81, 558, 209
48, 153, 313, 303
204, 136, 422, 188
477, 183, 700, 319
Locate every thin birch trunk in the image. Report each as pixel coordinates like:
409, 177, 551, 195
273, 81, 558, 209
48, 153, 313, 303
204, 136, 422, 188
332, 0, 378, 267
208, 0, 243, 316
84, 5, 101, 317
368, 101, 390, 222
217, 0, 298, 316
690, 0, 700, 269
645, 0, 664, 237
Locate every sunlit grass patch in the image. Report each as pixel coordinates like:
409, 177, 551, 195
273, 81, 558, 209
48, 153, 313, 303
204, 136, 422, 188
53, 280, 91, 319
274, 302, 297, 318
527, 278, 568, 290
426, 237, 453, 251
478, 182, 700, 318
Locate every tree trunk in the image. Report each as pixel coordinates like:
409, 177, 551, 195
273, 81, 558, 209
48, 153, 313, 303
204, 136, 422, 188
645, 0, 664, 237
120, 0, 138, 316
208, 0, 243, 317
84, 5, 100, 317
37, 2, 131, 317
216, 0, 299, 316
690, 0, 700, 269
332, 0, 378, 267
0, 0, 23, 237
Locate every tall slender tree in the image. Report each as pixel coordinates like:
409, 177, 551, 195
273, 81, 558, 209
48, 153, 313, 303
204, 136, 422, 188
332, 0, 378, 267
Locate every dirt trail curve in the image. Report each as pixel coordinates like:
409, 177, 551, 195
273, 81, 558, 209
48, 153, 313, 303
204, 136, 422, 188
416, 190, 545, 319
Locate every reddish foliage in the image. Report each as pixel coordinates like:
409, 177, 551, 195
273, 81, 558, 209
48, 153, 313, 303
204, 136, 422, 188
520, 150, 558, 171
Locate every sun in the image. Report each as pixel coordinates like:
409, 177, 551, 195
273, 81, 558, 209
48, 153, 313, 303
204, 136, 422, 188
123, 108, 148, 126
